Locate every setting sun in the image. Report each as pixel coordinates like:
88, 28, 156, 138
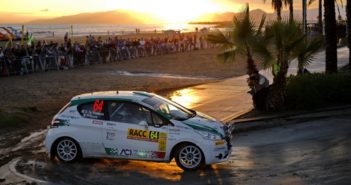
113, 0, 222, 23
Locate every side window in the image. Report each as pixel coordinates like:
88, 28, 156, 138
107, 102, 152, 125
77, 100, 106, 120
151, 112, 167, 127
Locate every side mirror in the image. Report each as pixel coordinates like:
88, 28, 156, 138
139, 121, 148, 129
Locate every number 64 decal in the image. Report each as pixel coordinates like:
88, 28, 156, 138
93, 100, 104, 112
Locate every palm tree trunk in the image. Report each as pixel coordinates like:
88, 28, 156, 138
347, 0, 351, 73
277, 8, 282, 21
324, 0, 338, 73
289, 0, 294, 21
265, 53, 289, 111
318, 0, 323, 33
246, 50, 258, 75
265, 66, 288, 110
303, 0, 307, 34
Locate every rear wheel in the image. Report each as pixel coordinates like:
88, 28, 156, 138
175, 144, 203, 171
54, 138, 81, 162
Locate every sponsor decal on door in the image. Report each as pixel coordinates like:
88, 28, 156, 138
127, 128, 160, 142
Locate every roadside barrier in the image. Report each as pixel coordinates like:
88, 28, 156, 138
0, 35, 214, 77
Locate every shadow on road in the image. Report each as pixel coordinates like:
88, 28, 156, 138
17, 156, 238, 185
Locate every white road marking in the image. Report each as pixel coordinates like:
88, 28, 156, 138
9, 158, 47, 184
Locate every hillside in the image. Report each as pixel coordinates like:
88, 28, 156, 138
28, 10, 149, 24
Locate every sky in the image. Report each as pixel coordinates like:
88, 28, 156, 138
0, 0, 320, 23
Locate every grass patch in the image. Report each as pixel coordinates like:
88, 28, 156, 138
286, 73, 351, 109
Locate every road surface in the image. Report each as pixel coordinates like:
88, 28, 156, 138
1, 114, 350, 185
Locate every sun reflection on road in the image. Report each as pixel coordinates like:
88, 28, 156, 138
168, 88, 199, 108
95, 159, 183, 181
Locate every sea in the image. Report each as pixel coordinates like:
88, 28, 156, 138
1, 23, 216, 38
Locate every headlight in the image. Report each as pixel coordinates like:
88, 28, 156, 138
194, 130, 221, 140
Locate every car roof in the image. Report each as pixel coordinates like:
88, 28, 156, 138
70, 91, 153, 105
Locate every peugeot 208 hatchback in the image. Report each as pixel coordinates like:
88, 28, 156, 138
45, 91, 232, 170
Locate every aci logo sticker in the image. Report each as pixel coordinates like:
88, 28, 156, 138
120, 149, 132, 156
127, 128, 160, 142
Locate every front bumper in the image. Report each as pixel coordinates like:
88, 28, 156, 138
44, 128, 55, 154
203, 139, 232, 164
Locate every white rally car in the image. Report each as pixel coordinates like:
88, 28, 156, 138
45, 91, 233, 170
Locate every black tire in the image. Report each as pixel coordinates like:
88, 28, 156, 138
175, 144, 203, 171
54, 137, 82, 162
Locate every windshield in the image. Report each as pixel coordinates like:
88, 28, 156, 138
142, 95, 195, 121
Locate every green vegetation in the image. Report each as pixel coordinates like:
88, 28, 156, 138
208, 6, 323, 111
286, 73, 351, 109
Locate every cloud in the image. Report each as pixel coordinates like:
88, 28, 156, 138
41, 8, 49, 12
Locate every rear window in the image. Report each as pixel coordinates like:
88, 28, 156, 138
77, 100, 106, 120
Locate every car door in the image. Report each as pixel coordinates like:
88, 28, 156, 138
103, 101, 170, 161
72, 99, 107, 157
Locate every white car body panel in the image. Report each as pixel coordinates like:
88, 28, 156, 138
45, 91, 232, 167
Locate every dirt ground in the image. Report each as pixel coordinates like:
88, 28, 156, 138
0, 48, 247, 109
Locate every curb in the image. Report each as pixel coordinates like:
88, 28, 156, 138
220, 108, 253, 123
226, 104, 351, 133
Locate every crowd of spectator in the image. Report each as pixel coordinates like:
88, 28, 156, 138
0, 33, 212, 76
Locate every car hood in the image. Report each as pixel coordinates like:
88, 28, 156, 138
181, 111, 225, 137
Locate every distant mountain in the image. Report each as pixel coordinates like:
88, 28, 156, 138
15, 7, 348, 25
28, 10, 151, 24
0, 13, 38, 24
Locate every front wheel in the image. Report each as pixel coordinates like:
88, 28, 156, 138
175, 144, 203, 171
54, 138, 81, 162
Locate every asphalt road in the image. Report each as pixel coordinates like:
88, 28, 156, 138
2, 114, 350, 185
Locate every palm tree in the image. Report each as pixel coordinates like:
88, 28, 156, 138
347, 0, 351, 73
207, 5, 266, 106
255, 21, 304, 110
286, 0, 294, 21
264, 0, 294, 21
308, 0, 323, 33
253, 20, 322, 110
324, 0, 338, 73
264, 0, 283, 20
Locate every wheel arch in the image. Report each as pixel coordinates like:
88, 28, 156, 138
50, 136, 82, 159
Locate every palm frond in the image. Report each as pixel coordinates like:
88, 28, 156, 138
207, 30, 232, 47
294, 37, 323, 67
287, 35, 305, 53
216, 47, 240, 64
256, 14, 266, 36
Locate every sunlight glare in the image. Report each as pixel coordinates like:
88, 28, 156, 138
169, 88, 199, 108
119, 0, 221, 23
